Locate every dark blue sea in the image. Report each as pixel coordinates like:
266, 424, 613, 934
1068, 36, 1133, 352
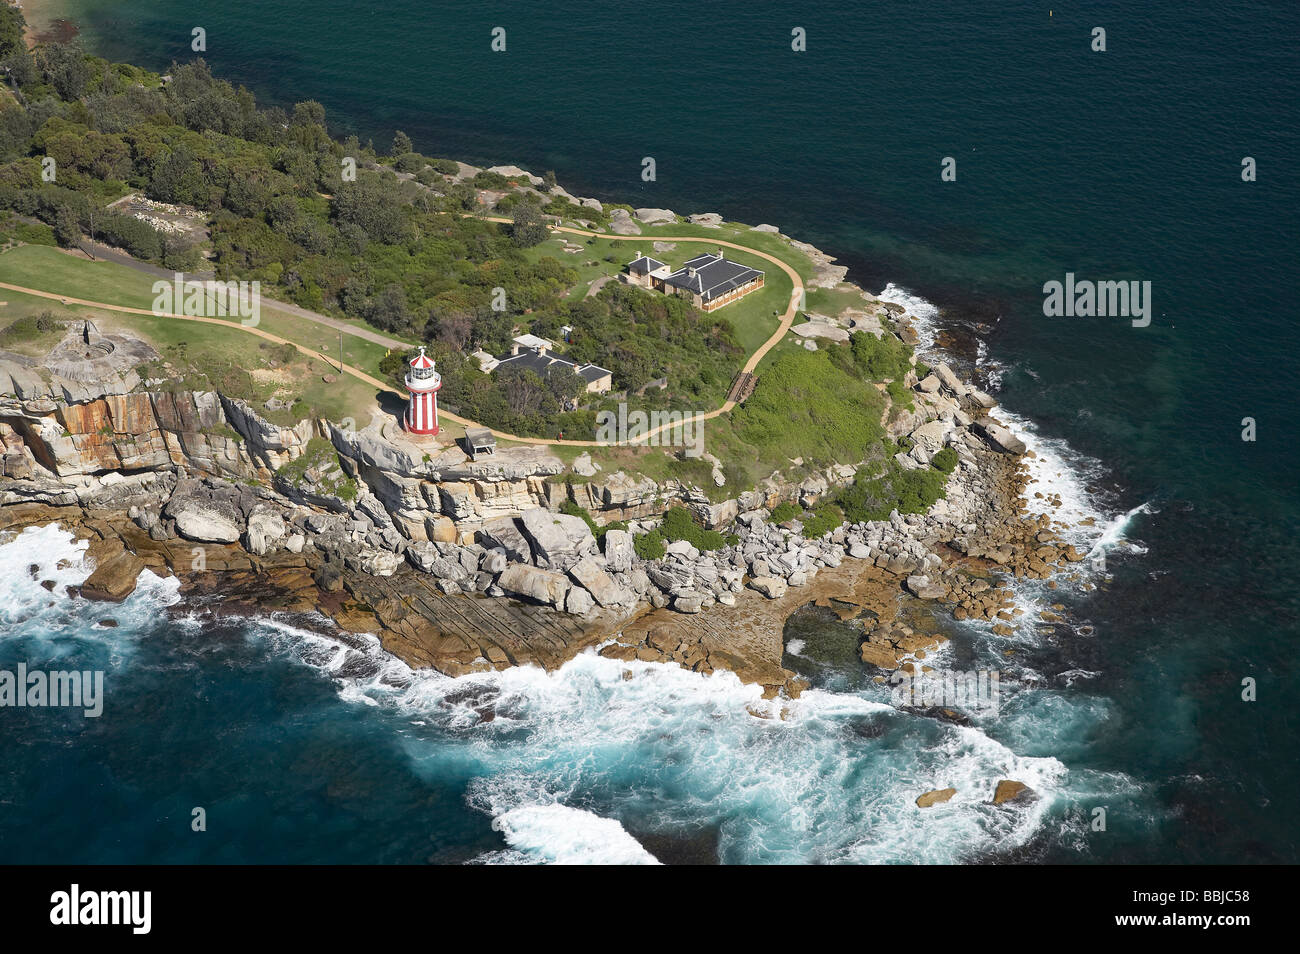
3, 0, 1296, 863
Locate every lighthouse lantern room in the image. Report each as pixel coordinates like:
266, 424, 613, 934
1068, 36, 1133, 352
403, 347, 442, 436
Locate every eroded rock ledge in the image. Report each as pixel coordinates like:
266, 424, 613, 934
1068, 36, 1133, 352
3, 316, 1072, 695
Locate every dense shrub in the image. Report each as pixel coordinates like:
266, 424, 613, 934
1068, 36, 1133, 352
931, 446, 959, 474
850, 331, 913, 382
633, 530, 666, 561
798, 503, 843, 539
838, 458, 949, 523
770, 501, 799, 523
660, 505, 726, 551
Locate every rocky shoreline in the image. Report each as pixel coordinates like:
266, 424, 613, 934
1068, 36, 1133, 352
0, 214, 1088, 699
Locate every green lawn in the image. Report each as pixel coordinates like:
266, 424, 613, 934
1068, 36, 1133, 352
0, 246, 396, 425
806, 284, 875, 319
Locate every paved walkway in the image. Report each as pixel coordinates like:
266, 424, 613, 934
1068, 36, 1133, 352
0, 223, 803, 447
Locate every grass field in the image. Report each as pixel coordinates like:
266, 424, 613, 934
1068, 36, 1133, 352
0, 245, 398, 425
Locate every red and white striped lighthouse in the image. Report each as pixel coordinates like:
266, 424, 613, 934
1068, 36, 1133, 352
403, 347, 442, 436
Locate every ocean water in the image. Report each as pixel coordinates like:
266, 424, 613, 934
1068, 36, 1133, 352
6, 0, 1298, 863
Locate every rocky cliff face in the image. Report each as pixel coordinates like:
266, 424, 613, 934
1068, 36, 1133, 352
2, 352, 1058, 698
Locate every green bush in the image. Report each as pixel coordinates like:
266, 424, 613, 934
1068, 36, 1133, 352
660, 505, 726, 551
932, 446, 959, 474
886, 378, 914, 412
14, 221, 56, 246
393, 152, 424, 174
799, 503, 843, 539
838, 458, 950, 523
770, 501, 799, 523
634, 530, 666, 561
850, 331, 913, 383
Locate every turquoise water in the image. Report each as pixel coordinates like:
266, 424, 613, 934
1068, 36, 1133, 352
5, 0, 1297, 862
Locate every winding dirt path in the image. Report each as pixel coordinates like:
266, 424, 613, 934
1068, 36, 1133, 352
0, 225, 803, 447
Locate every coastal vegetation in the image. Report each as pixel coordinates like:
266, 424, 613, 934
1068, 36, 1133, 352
0, 9, 946, 509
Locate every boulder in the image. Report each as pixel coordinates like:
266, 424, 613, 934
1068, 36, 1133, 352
791, 321, 850, 343
79, 541, 144, 602
608, 209, 642, 235
748, 576, 788, 599
405, 542, 439, 573
905, 575, 947, 600
933, 363, 967, 397
568, 557, 629, 608
518, 507, 594, 570
244, 504, 286, 556
916, 788, 957, 808
497, 563, 571, 608
603, 528, 634, 573
972, 419, 1027, 456
407, 544, 469, 581
560, 585, 592, 616
992, 780, 1034, 805
692, 497, 738, 530
166, 494, 242, 543
480, 516, 532, 563
634, 207, 676, 224
357, 548, 403, 577
672, 593, 704, 614
860, 643, 901, 669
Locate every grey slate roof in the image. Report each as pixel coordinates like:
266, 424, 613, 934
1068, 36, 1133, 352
627, 255, 666, 273
663, 253, 763, 302
494, 347, 611, 384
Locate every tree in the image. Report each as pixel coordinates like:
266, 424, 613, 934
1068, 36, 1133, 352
51, 204, 80, 247
498, 366, 548, 417
509, 200, 548, 247
391, 130, 412, 156
366, 283, 410, 332
35, 40, 91, 100
542, 169, 557, 192
331, 172, 408, 244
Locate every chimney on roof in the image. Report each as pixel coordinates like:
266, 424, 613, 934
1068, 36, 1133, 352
687, 266, 696, 278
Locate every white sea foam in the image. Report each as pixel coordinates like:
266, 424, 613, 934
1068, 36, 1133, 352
877, 282, 941, 355
488, 804, 662, 865
244, 621, 1078, 864
0, 523, 178, 648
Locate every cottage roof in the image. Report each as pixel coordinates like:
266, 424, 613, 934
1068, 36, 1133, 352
628, 254, 667, 273
663, 253, 764, 302
495, 347, 611, 383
